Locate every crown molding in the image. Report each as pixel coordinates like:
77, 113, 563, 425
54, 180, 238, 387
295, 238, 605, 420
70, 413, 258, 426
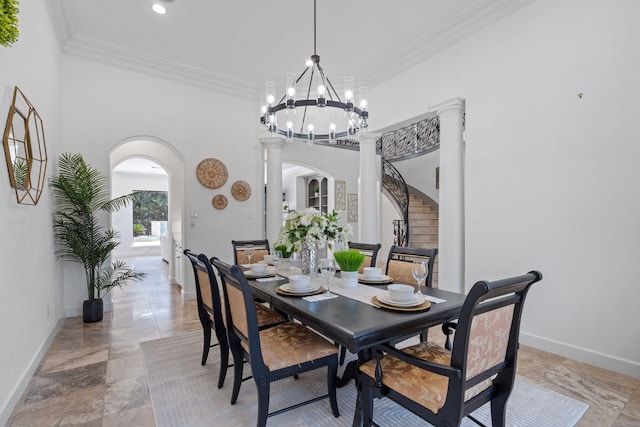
361, 0, 536, 89
63, 34, 259, 100
48, 0, 535, 101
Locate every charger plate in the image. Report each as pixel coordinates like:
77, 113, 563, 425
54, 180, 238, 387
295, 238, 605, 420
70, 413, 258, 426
371, 295, 431, 312
358, 274, 393, 285
276, 285, 325, 297
244, 266, 277, 278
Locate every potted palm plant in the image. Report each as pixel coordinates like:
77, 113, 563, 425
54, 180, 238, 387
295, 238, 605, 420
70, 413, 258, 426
51, 153, 146, 323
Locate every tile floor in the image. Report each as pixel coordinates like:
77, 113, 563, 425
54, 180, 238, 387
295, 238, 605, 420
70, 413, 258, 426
7, 256, 640, 426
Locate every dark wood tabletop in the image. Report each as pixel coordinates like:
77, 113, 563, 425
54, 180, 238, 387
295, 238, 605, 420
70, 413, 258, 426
247, 275, 467, 354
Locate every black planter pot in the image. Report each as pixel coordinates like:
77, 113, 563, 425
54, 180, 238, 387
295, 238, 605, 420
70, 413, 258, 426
83, 299, 104, 323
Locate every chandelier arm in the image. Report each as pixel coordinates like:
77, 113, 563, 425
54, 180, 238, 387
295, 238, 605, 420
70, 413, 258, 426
298, 66, 317, 133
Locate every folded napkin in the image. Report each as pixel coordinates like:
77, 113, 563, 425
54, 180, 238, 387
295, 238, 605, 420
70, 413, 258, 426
256, 276, 281, 282
424, 295, 446, 304
303, 293, 339, 302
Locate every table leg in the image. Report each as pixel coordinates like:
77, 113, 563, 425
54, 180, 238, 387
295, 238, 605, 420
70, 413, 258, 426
336, 360, 359, 388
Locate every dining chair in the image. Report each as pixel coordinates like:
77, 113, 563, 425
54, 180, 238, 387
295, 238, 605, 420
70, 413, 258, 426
348, 241, 382, 273
358, 271, 543, 427
385, 245, 438, 288
232, 239, 270, 265
183, 249, 286, 389
211, 257, 340, 426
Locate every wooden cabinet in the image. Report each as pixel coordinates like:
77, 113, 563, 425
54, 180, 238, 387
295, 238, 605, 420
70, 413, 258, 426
306, 176, 328, 213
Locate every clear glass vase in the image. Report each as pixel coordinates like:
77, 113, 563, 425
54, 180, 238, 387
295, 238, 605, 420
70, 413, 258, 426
300, 242, 318, 278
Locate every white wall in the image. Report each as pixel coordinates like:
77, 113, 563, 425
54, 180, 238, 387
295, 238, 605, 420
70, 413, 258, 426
371, 0, 640, 377
62, 57, 262, 304
0, 0, 63, 423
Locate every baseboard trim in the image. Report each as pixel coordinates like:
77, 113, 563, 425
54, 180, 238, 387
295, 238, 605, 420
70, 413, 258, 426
521, 331, 640, 379
0, 318, 65, 426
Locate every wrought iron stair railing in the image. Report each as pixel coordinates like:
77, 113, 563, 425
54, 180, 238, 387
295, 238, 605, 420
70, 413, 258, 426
382, 159, 409, 246
307, 115, 440, 247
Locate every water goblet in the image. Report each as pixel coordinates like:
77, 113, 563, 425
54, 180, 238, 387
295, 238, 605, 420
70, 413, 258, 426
272, 250, 282, 278
245, 245, 254, 267
320, 258, 336, 295
412, 260, 428, 296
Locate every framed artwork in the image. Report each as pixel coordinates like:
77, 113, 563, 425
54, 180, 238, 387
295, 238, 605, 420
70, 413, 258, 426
335, 180, 346, 210
347, 193, 358, 222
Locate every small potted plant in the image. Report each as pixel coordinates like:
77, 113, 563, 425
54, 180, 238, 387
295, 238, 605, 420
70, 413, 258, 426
274, 244, 294, 271
333, 249, 365, 288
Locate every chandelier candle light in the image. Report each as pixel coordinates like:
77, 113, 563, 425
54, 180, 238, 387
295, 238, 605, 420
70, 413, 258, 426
259, 0, 369, 144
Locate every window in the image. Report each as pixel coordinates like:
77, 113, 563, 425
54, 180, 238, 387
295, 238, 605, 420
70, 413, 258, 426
132, 190, 168, 246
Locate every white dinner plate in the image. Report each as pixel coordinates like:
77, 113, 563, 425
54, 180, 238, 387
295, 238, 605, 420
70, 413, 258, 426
358, 274, 392, 283
377, 293, 424, 307
245, 266, 277, 278
280, 283, 321, 293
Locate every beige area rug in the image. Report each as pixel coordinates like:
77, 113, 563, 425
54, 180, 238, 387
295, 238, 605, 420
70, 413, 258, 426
140, 332, 588, 427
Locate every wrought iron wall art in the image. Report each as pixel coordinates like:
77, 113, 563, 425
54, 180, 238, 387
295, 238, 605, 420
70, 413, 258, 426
2, 86, 48, 205
347, 193, 358, 222
335, 180, 346, 210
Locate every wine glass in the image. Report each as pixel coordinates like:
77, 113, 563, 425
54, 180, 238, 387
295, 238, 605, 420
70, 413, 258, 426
320, 258, 336, 295
245, 245, 254, 267
272, 250, 282, 278
412, 260, 428, 296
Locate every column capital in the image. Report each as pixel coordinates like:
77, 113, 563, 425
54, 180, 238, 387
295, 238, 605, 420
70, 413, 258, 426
260, 136, 287, 149
358, 132, 381, 146
430, 97, 465, 117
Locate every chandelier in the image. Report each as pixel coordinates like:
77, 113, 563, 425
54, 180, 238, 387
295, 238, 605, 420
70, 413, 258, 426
259, 0, 369, 144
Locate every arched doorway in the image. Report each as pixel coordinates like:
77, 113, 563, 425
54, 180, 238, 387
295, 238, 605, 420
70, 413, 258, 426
110, 137, 188, 294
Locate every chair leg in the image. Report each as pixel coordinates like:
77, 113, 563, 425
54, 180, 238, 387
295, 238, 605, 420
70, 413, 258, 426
327, 360, 339, 417
256, 380, 270, 427
359, 376, 374, 426
230, 349, 244, 405
201, 322, 212, 365
217, 337, 229, 389
490, 392, 508, 427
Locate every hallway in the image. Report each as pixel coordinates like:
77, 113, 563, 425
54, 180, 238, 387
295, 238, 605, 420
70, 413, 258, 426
7, 256, 640, 426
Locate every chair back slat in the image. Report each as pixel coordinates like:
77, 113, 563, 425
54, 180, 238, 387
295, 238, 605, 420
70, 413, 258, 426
236, 249, 269, 265
196, 269, 214, 312
348, 242, 381, 273
225, 282, 250, 340
211, 258, 266, 368
385, 245, 438, 288
232, 239, 270, 264
466, 304, 515, 380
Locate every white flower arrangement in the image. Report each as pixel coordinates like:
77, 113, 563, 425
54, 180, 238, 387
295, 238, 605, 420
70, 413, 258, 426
276, 208, 351, 254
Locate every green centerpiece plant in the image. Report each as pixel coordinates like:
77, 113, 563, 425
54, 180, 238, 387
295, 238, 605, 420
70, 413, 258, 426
333, 249, 365, 288
51, 153, 147, 323
332, 249, 365, 272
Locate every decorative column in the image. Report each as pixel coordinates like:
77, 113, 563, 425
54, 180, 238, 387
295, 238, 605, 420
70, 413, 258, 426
431, 98, 465, 294
358, 132, 381, 244
261, 137, 286, 247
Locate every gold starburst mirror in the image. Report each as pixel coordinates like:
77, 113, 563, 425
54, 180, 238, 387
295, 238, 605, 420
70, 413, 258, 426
2, 86, 48, 205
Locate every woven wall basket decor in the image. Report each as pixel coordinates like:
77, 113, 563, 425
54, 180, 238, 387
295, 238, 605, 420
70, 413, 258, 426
196, 158, 228, 189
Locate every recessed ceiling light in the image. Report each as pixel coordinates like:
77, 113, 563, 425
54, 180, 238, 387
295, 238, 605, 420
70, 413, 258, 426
152, 3, 167, 14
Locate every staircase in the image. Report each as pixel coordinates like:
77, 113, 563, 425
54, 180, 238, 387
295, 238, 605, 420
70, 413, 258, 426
408, 192, 439, 287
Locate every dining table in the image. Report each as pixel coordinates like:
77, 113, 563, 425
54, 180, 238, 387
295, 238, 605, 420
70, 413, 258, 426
242, 264, 468, 426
